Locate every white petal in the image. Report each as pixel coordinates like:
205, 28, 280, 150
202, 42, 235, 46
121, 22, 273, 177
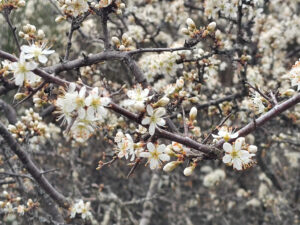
149, 123, 155, 135
38, 55, 48, 63
43, 49, 55, 55
222, 154, 232, 164
155, 107, 166, 117
20, 45, 31, 52
223, 142, 232, 153
141, 117, 150, 125
159, 153, 170, 162
149, 158, 159, 170
234, 137, 244, 150
232, 158, 242, 170
14, 73, 24, 86
157, 144, 166, 153
156, 118, 165, 126
25, 61, 37, 70
147, 142, 155, 152
139, 152, 150, 158
146, 105, 153, 115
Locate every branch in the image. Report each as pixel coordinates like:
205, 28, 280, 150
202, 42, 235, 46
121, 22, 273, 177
216, 93, 300, 148
0, 99, 17, 124
139, 173, 160, 225
0, 122, 70, 209
2, 9, 21, 52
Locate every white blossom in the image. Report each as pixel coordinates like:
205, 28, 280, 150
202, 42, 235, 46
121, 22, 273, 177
8, 53, 38, 86
142, 105, 166, 136
222, 138, 255, 170
21, 43, 55, 64
140, 142, 170, 170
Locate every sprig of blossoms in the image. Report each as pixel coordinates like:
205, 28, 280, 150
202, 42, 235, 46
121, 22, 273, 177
122, 84, 151, 112
21, 43, 55, 64
57, 0, 89, 17
55, 83, 111, 142
212, 125, 239, 142
140, 142, 170, 170
222, 137, 257, 170
70, 200, 92, 220
0, 0, 25, 11
8, 53, 38, 86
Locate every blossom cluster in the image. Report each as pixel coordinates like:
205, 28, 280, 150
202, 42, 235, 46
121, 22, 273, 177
57, 0, 89, 17
0, 0, 25, 11
0, 191, 38, 217
56, 83, 111, 142
138, 52, 183, 82
70, 199, 92, 220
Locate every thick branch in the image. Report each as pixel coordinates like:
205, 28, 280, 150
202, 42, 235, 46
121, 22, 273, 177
0, 122, 70, 209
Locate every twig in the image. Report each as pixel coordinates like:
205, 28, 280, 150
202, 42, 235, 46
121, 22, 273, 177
2, 9, 21, 52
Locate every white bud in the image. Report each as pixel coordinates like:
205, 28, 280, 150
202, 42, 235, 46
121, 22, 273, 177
37, 30, 45, 39
163, 161, 181, 172
215, 30, 222, 39
176, 78, 184, 89
248, 145, 257, 153
181, 27, 190, 35
154, 97, 170, 107
119, 45, 126, 51
189, 107, 197, 121
120, 3, 126, 9
183, 166, 195, 176
111, 36, 120, 45
122, 33, 129, 41
186, 18, 195, 28
18, 0, 26, 7
55, 16, 65, 23
207, 22, 216, 32
282, 89, 295, 97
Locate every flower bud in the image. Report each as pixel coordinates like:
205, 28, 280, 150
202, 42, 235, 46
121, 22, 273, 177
181, 27, 190, 35
282, 89, 295, 97
183, 165, 195, 176
163, 161, 181, 172
116, 9, 122, 15
55, 16, 65, 23
122, 33, 129, 41
111, 36, 120, 45
176, 78, 184, 89
37, 29, 45, 39
248, 145, 257, 153
189, 107, 197, 121
18, 0, 26, 7
14, 93, 27, 100
120, 3, 126, 9
189, 96, 199, 103
119, 45, 126, 51
215, 30, 222, 39
186, 18, 195, 28
207, 22, 216, 32
18, 31, 25, 38
153, 97, 170, 107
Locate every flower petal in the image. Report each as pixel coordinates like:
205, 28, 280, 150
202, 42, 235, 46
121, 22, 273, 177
147, 142, 155, 152
223, 142, 232, 153
142, 117, 150, 125
149, 123, 155, 135
222, 154, 232, 164
159, 153, 170, 162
